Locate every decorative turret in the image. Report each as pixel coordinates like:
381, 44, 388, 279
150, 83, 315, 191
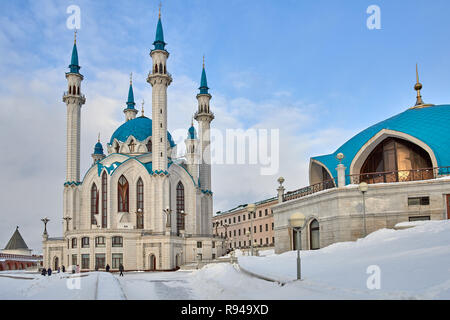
185, 120, 199, 182
124, 73, 138, 121
92, 134, 106, 164
63, 31, 86, 184
147, 5, 172, 172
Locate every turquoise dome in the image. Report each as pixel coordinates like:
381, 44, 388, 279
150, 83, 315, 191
188, 125, 197, 139
109, 116, 176, 147
94, 141, 104, 155
313, 105, 450, 178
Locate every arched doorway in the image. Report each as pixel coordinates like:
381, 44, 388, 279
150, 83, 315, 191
54, 257, 59, 270
175, 254, 181, 268
149, 255, 156, 271
360, 137, 433, 183
310, 219, 320, 250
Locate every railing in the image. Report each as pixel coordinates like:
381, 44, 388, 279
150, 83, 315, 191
347, 166, 450, 185
283, 178, 337, 202
63, 92, 86, 99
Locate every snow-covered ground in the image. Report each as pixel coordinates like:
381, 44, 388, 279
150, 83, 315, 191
1, 220, 448, 300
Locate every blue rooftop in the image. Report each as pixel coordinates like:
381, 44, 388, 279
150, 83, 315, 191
153, 17, 166, 51
199, 67, 209, 94
69, 43, 80, 74
94, 141, 104, 155
188, 125, 197, 139
313, 105, 450, 179
109, 116, 176, 147
126, 83, 136, 109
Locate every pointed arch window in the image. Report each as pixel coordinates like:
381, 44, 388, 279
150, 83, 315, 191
137, 178, 144, 229
118, 175, 129, 212
176, 182, 185, 232
310, 219, 320, 250
91, 183, 99, 225
102, 172, 108, 228
154, 64, 158, 74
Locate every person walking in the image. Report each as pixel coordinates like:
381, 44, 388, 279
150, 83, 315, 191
105, 264, 110, 272
119, 264, 124, 277
47, 267, 52, 276
62, 265, 65, 273
76, 265, 80, 273
41, 268, 47, 276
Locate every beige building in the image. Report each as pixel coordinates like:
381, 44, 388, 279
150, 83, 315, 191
273, 76, 450, 254
213, 197, 277, 251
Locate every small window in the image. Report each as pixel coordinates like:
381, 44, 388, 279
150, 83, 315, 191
72, 238, 77, 248
212, 253, 216, 260
238, 216, 240, 222
81, 254, 90, 269
233, 230, 236, 236
238, 229, 241, 236
233, 217, 236, 223
212, 241, 215, 249
81, 237, 89, 248
254, 226, 257, 233
112, 236, 123, 247
243, 215, 246, 221
409, 216, 431, 222
259, 210, 262, 217
408, 197, 430, 206
238, 241, 241, 247
72, 254, 77, 266
265, 224, 268, 231
197, 241, 202, 248
259, 225, 262, 232
95, 236, 106, 247
265, 209, 268, 216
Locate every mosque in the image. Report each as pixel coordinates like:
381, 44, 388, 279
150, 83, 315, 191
273, 67, 450, 253
42, 10, 224, 271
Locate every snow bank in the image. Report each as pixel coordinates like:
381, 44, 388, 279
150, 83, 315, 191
238, 220, 450, 299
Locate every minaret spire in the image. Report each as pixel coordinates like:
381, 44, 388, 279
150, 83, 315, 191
124, 73, 138, 121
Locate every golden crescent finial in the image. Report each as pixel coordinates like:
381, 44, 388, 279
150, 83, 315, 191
203, 55, 205, 69
74, 29, 77, 44
130, 72, 133, 85
141, 99, 145, 116
159, 2, 162, 18
98, 132, 100, 142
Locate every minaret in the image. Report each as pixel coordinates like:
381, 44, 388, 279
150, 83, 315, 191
124, 73, 138, 121
194, 57, 214, 191
63, 31, 86, 183
147, 6, 172, 171
92, 134, 106, 165
185, 120, 199, 182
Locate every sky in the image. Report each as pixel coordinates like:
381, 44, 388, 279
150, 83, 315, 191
1, 0, 450, 252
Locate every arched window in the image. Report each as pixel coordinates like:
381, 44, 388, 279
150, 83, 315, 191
147, 139, 152, 153
155, 64, 158, 73
164, 65, 166, 74
71, 238, 77, 248
361, 137, 433, 183
310, 219, 320, 250
72, 85, 76, 95
77, 86, 80, 95
136, 178, 144, 229
90, 183, 99, 225
112, 236, 123, 247
69, 86, 72, 94
102, 172, 108, 228
118, 175, 129, 212
176, 182, 185, 232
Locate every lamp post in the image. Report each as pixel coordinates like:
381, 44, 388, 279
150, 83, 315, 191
247, 203, 256, 256
63, 217, 72, 232
289, 213, 306, 281
41, 217, 50, 236
358, 182, 369, 237
244, 229, 251, 256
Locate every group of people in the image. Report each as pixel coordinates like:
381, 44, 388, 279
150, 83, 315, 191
40, 264, 124, 276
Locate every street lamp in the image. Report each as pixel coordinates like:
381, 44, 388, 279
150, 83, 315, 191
41, 217, 50, 235
289, 213, 306, 281
244, 229, 250, 256
358, 182, 369, 237
246, 203, 256, 256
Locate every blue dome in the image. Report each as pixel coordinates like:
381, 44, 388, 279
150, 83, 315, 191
109, 116, 176, 147
94, 141, 104, 155
313, 105, 450, 178
188, 125, 197, 139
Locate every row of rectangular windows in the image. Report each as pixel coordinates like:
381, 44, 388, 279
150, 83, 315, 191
69, 236, 123, 249
72, 253, 123, 270
215, 209, 273, 227
220, 223, 274, 238
230, 237, 275, 248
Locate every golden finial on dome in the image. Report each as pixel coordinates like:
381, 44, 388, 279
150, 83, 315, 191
98, 132, 100, 143
130, 72, 133, 85
414, 64, 424, 106
203, 55, 205, 69
74, 29, 77, 44
159, 2, 162, 19
141, 99, 145, 116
